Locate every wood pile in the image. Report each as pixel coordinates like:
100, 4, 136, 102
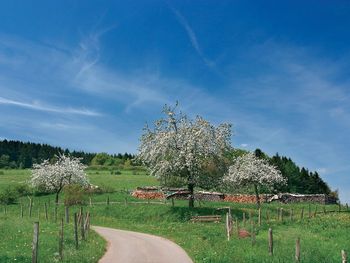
224, 194, 270, 203
166, 190, 190, 200
131, 190, 165, 199
268, 193, 337, 204
136, 186, 159, 192
194, 191, 224, 201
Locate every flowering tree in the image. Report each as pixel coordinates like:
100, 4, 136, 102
224, 152, 286, 207
30, 154, 89, 204
137, 104, 232, 208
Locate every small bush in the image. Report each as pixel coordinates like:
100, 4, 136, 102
0, 187, 18, 204
115, 170, 122, 175
64, 184, 87, 206
0, 171, 4, 175
13, 184, 31, 196
33, 184, 53, 196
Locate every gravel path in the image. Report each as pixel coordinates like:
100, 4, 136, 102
92, 226, 193, 263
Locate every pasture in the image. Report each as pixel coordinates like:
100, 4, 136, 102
0, 169, 349, 262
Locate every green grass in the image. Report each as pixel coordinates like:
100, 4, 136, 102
0, 206, 105, 263
0, 169, 349, 262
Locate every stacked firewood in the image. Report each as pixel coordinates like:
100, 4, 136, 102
224, 194, 270, 203
131, 190, 165, 199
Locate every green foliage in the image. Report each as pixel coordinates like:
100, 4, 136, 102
0, 187, 18, 204
0, 139, 135, 169
0, 184, 31, 204
160, 175, 187, 188
64, 184, 87, 206
269, 152, 332, 195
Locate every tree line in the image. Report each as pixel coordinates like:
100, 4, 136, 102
0, 140, 135, 169
0, 139, 333, 197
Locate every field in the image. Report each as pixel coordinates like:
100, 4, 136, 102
0, 169, 349, 263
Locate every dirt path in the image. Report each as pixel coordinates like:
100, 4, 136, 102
92, 226, 193, 263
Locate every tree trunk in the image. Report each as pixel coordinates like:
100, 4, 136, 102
254, 184, 260, 208
188, 183, 194, 208
55, 192, 59, 205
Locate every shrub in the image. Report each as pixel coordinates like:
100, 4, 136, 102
33, 184, 54, 196
13, 184, 31, 196
115, 170, 122, 175
0, 171, 4, 175
0, 187, 18, 204
64, 184, 87, 206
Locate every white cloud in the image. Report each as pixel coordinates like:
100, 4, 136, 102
0, 96, 101, 116
169, 5, 215, 68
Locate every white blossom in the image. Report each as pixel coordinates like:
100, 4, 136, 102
30, 154, 89, 203
224, 152, 286, 196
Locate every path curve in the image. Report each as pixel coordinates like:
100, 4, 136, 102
92, 226, 193, 263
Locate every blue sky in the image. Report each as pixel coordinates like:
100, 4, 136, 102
0, 1, 349, 202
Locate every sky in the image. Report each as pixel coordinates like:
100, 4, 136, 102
0, 1, 349, 202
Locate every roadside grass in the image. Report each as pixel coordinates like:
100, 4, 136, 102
0, 208, 105, 263
0, 169, 349, 262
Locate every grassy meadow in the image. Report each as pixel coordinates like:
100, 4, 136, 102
0, 169, 349, 262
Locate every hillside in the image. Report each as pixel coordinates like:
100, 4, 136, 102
0, 139, 333, 195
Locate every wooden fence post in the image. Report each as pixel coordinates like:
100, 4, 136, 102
323, 205, 326, 214
89, 197, 92, 207
258, 208, 262, 226
295, 237, 300, 262
78, 207, 83, 225
44, 203, 48, 221
171, 198, 174, 207
107, 196, 110, 206
236, 217, 240, 237
314, 206, 317, 217
29, 198, 33, 218
59, 218, 64, 260
268, 228, 273, 256
32, 222, 39, 263
251, 221, 256, 246
300, 207, 304, 220
74, 213, 78, 249
124, 197, 128, 206
243, 212, 246, 227
65, 206, 69, 223
226, 213, 230, 241
308, 204, 311, 218
342, 250, 347, 263
54, 206, 57, 223
21, 204, 23, 218
81, 212, 85, 241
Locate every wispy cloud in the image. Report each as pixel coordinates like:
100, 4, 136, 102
169, 5, 215, 68
0, 96, 101, 116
